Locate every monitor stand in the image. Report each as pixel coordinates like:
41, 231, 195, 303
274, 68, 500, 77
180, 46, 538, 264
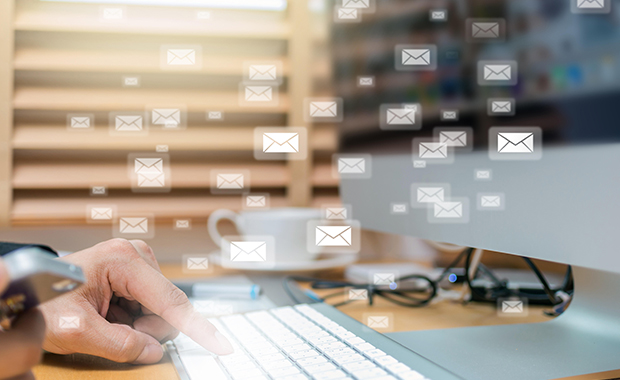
387, 266, 620, 380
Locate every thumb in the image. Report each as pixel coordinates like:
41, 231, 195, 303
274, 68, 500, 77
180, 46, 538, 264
0, 258, 9, 293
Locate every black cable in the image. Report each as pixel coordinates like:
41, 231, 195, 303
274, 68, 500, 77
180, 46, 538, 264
522, 257, 558, 304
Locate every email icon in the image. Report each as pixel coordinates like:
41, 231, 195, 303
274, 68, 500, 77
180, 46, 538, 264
135, 158, 163, 173
419, 142, 448, 159
316, 226, 352, 246
484, 65, 511, 80
70, 116, 91, 129
481, 196, 501, 208
337, 8, 359, 19
263, 133, 299, 153
326, 207, 347, 220
245, 86, 273, 102
479, 61, 517, 85
115, 115, 143, 131
417, 187, 445, 203
249, 65, 277, 81
103, 7, 123, 19
413, 161, 426, 168
577, 0, 605, 8
167, 49, 196, 65
338, 158, 365, 174
489, 99, 514, 115
343, 0, 370, 8
434, 202, 463, 218
387, 108, 415, 125
310, 101, 338, 118
498, 133, 534, 153
349, 289, 368, 301
208, 111, 222, 120
230, 241, 267, 262
501, 300, 524, 314
441, 110, 458, 121
156, 145, 168, 152
358, 77, 374, 86
197, 11, 211, 19
59, 316, 80, 329
216, 174, 244, 189
123, 76, 139, 86
91, 207, 112, 220
152, 108, 181, 127
119, 217, 148, 234
430, 10, 446, 20
186, 256, 208, 270
366, 315, 390, 329
373, 273, 395, 285
476, 170, 491, 180
176, 219, 191, 229
402, 49, 431, 66
439, 131, 467, 147
392, 204, 407, 213
246, 195, 266, 207
91, 186, 107, 195
471, 22, 500, 39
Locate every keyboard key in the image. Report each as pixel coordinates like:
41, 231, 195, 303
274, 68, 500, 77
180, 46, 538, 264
255, 353, 286, 363
267, 365, 300, 377
283, 344, 311, 353
333, 354, 365, 365
303, 362, 337, 373
289, 349, 320, 360
374, 355, 399, 366
352, 367, 388, 379
397, 371, 426, 380
280, 375, 310, 380
261, 359, 293, 370
364, 349, 387, 358
355, 343, 375, 352
342, 360, 376, 372
296, 355, 328, 367
386, 363, 411, 374
313, 369, 349, 380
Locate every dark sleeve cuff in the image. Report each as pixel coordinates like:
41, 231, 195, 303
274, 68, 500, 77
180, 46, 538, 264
0, 242, 57, 257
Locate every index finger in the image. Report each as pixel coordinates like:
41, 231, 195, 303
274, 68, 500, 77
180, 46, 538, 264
110, 259, 233, 355
0, 258, 9, 293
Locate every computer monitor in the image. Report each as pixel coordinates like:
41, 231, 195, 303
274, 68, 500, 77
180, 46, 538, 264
336, 1, 620, 379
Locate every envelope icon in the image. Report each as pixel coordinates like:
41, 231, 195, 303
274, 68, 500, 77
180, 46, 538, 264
439, 131, 467, 147
197, 11, 211, 19
419, 142, 447, 158
326, 207, 347, 220
417, 187, 444, 203
187, 257, 208, 269
208, 111, 222, 119
393, 204, 407, 213
442, 111, 457, 120
434, 202, 463, 218
349, 289, 368, 300
359, 77, 373, 86
472, 22, 500, 38
91, 207, 112, 220
124, 77, 139, 86
402, 49, 431, 66
59, 316, 80, 329
343, 0, 370, 8
338, 8, 358, 19
135, 158, 163, 174
498, 133, 534, 153
249, 65, 277, 81
216, 174, 244, 189
152, 109, 181, 126
176, 220, 191, 229
92, 186, 106, 194
367, 316, 389, 329
387, 108, 415, 125
484, 65, 512, 81
245, 86, 273, 101
476, 170, 491, 179
230, 241, 267, 262
502, 300, 524, 313
374, 273, 395, 285
577, 0, 604, 8
338, 158, 365, 174
115, 115, 143, 131
310, 102, 338, 118
167, 49, 196, 65
103, 8, 123, 19
413, 161, 426, 168
156, 145, 168, 152
431, 11, 446, 19
481, 196, 501, 207
71, 117, 90, 128
246, 196, 266, 207
120, 218, 148, 233
316, 226, 352, 246
263, 133, 299, 153
491, 101, 512, 113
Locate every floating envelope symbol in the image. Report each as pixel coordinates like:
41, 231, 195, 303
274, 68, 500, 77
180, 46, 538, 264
338, 8, 358, 19
392, 204, 407, 213
137, 172, 165, 187
326, 207, 347, 220
343, 0, 370, 8
263, 133, 299, 153
246, 196, 266, 207
577, 0, 605, 8
373, 273, 395, 285
59, 316, 80, 329
349, 289, 368, 300
208, 111, 222, 119
71, 117, 90, 128
417, 187, 445, 203
338, 158, 365, 174
419, 142, 447, 159
167, 49, 196, 65
476, 170, 491, 179
176, 220, 190, 229
481, 196, 501, 207
413, 161, 426, 168
472, 22, 500, 38
124, 77, 139, 86
197, 11, 211, 19
92, 186, 106, 194
91, 207, 112, 220
498, 133, 534, 153
442, 111, 457, 120
434, 202, 463, 218
249, 65, 277, 81
367, 316, 389, 329
359, 77, 373, 86
115, 115, 142, 131
431, 11, 446, 19
439, 131, 467, 147
310, 102, 338, 118
484, 65, 512, 81
386, 108, 415, 125
245, 86, 273, 102
119, 217, 148, 233
156, 145, 168, 152
402, 49, 431, 66
103, 8, 123, 19
502, 300, 524, 313
316, 226, 352, 246
216, 174, 244, 189
135, 158, 163, 174
492, 101, 512, 113
230, 241, 267, 262
187, 257, 208, 269
152, 109, 181, 126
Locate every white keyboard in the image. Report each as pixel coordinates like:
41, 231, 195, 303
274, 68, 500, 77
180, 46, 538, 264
172, 304, 430, 380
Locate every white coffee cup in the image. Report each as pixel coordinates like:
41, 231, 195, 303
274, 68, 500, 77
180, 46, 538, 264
207, 208, 322, 262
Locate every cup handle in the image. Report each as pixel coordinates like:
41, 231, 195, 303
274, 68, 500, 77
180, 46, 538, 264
207, 209, 240, 248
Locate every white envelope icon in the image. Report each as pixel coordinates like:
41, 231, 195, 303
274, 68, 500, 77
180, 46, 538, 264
393, 204, 407, 213
481, 196, 501, 207
230, 241, 267, 262
92, 186, 106, 194
338, 8, 358, 19
249, 65, 277, 81
216, 174, 244, 189
310, 102, 338, 118
386, 108, 415, 125
115, 115, 142, 131
208, 111, 222, 119
502, 300, 524, 313
176, 220, 190, 229
135, 158, 163, 174
439, 131, 467, 147
484, 65, 512, 81
59, 316, 80, 329
119, 217, 148, 233
246, 196, 266, 207
338, 158, 365, 174
137, 172, 165, 187
326, 207, 347, 220
498, 133, 534, 153
343, 0, 370, 8
316, 226, 352, 246
187, 257, 208, 269
373, 273, 395, 285
263, 133, 299, 153
577, 0, 604, 8
434, 202, 463, 218
71, 117, 90, 128
152, 109, 181, 126
431, 11, 446, 19
349, 289, 368, 300
245, 86, 273, 101
413, 161, 426, 168
167, 49, 196, 65
197, 11, 211, 19
367, 316, 389, 328
124, 77, 139, 86
91, 207, 112, 220
491, 101, 512, 113
103, 8, 123, 19
402, 49, 431, 66
476, 170, 491, 179
442, 111, 457, 120
156, 145, 168, 152
419, 142, 447, 158
472, 22, 500, 38
359, 77, 373, 86
417, 187, 445, 203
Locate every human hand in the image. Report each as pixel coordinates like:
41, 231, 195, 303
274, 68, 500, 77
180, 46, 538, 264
0, 258, 46, 380
39, 239, 233, 364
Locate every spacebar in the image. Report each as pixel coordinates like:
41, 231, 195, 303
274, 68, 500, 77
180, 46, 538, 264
179, 352, 228, 380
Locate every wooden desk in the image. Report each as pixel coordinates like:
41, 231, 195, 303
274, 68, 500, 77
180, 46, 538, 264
33, 263, 553, 380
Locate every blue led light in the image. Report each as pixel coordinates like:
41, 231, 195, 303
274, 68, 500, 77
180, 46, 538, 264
448, 273, 457, 283
389, 282, 397, 290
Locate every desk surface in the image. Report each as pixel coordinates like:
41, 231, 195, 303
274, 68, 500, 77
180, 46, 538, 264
33, 263, 553, 380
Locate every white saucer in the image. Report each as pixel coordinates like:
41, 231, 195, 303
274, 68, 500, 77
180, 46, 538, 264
207, 252, 358, 272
